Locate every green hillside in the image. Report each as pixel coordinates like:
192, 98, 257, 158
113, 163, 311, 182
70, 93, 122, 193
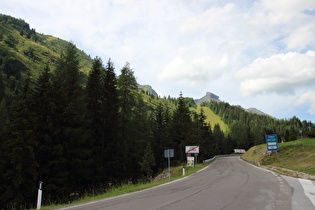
242, 138, 315, 178
197, 106, 228, 132
0, 14, 93, 95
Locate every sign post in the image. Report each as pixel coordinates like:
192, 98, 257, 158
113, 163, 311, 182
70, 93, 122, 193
185, 146, 199, 167
266, 134, 278, 152
164, 149, 174, 179
36, 181, 43, 209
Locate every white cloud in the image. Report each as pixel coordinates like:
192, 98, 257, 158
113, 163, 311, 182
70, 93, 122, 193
179, 3, 235, 35
1, 0, 315, 121
236, 51, 315, 96
295, 91, 315, 114
283, 23, 315, 51
257, 0, 315, 25
158, 49, 229, 86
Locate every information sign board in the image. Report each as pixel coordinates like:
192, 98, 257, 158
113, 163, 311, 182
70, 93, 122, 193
266, 134, 278, 151
164, 149, 174, 158
187, 157, 194, 166
185, 146, 199, 154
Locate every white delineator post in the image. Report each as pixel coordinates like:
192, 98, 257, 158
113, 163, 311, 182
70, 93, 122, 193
37, 181, 43, 209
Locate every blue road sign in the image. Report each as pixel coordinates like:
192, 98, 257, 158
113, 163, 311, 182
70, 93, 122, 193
266, 134, 278, 151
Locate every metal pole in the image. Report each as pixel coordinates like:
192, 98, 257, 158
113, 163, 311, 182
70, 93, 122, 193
37, 181, 43, 209
195, 154, 198, 166
168, 149, 170, 179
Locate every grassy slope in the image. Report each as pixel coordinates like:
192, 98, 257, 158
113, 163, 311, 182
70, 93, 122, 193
0, 20, 93, 79
141, 93, 177, 112
196, 106, 228, 132
242, 138, 315, 177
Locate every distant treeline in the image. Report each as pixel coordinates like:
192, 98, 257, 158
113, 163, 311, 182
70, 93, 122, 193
202, 101, 315, 146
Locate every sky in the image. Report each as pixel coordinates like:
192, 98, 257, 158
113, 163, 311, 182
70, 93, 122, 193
1, 0, 315, 122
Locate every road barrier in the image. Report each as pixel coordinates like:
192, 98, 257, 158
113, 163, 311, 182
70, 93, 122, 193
203, 154, 243, 163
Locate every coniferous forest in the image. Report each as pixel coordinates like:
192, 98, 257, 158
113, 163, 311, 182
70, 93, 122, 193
0, 41, 218, 209
0, 14, 314, 209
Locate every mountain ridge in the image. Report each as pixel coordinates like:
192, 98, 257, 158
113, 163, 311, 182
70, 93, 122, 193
0, 13, 272, 118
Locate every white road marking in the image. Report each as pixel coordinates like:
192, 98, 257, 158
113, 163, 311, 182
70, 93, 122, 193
299, 178, 315, 208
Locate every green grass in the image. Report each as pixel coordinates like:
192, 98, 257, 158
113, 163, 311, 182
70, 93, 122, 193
242, 138, 315, 175
38, 163, 210, 209
197, 106, 228, 132
1, 20, 93, 79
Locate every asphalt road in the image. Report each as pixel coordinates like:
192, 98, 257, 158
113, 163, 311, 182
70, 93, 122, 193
58, 156, 314, 210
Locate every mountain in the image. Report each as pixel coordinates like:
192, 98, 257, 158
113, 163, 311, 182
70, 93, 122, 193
138, 84, 159, 97
194, 92, 268, 116
0, 14, 93, 95
0, 13, 272, 119
246, 107, 268, 116
194, 92, 220, 104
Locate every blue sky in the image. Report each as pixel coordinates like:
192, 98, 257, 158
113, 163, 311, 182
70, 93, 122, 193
1, 0, 315, 122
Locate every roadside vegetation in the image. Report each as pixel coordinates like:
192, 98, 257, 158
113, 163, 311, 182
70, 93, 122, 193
38, 163, 210, 210
242, 138, 315, 178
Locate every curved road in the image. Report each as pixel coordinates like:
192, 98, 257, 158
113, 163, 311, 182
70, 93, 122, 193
58, 156, 314, 210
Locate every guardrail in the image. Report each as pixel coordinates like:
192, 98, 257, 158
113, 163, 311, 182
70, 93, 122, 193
203, 154, 243, 163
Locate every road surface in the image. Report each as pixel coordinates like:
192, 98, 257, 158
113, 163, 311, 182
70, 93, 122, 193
57, 156, 314, 210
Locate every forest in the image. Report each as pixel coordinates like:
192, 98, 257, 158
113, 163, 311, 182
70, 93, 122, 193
0, 42, 221, 209
0, 14, 314, 209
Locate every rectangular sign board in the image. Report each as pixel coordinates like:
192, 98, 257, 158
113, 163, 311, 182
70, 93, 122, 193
266, 134, 278, 151
187, 157, 194, 166
185, 146, 199, 154
234, 149, 246, 154
164, 149, 174, 158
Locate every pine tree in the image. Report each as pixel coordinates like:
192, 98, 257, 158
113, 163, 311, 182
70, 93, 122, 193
50, 42, 90, 200
140, 142, 156, 180
0, 72, 5, 102
152, 103, 166, 170
33, 64, 55, 201
103, 58, 120, 180
170, 92, 193, 163
86, 57, 106, 183
117, 62, 139, 178
213, 124, 224, 154
192, 108, 214, 160
0, 74, 38, 209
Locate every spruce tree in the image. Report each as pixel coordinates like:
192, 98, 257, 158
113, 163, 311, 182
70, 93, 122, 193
140, 142, 156, 180
192, 108, 214, 160
170, 92, 192, 163
32, 64, 57, 202
50, 42, 90, 200
0, 74, 38, 209
117, 62, 138, 178
152, 103, 165, 170
103, 59, 120, 180
86, 57, 106, 183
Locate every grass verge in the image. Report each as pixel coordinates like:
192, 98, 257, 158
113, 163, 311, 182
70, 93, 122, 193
242, 138, 315, 179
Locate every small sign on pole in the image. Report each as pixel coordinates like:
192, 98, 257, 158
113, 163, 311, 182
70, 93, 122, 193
187, 157, 194, 166
164, 149, 174, 158
164, 149, 174, 179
